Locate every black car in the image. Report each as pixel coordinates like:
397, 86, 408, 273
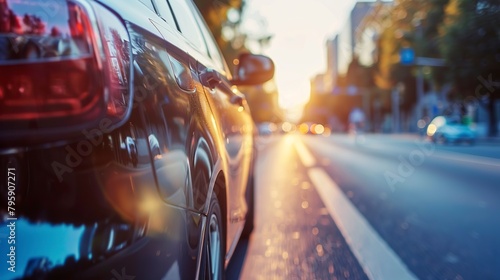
0, 0, 274, 279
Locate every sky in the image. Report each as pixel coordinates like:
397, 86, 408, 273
241, 0, 357, 115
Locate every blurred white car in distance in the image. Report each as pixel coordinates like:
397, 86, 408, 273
427, 116, 476, 144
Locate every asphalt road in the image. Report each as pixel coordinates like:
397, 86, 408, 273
227, 133, 500, 280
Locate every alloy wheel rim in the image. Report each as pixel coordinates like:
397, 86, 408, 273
208, 213, 221, 279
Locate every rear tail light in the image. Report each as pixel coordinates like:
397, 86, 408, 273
92, 2, 131, 119
0, 0, 132, 144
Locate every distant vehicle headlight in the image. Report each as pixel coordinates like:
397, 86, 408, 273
427, 124, 437, 136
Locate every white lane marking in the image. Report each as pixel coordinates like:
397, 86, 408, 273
308, 168, 418, 280
433, 152, 500, 168
296, 139, 417, 280
294, 139, 317, 168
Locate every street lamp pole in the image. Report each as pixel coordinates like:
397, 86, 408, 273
414, 57, 446, 120
416, 66, 424, 119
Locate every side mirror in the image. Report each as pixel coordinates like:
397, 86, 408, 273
232, 53, 275, 86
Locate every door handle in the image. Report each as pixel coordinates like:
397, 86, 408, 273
200, 68, 233, 92
200, 68, 246, 108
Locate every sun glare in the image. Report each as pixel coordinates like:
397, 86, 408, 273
243, 0, 356, 117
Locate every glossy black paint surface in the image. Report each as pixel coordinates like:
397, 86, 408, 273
0, 108, 202, 279
0, 0, 264, 279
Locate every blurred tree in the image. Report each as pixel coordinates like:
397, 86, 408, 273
347, 56, 374, 88
194, 1, 283, 124
374, 21, 398, 92
417, 0, 450, 88
376, 0, 450, 89
193, 0, 248, 71
440, 0, 500, 136
377, 0, 500, 135
375, 1, 421, 123
373, 0, 451, 133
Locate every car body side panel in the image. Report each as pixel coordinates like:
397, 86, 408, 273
0, 102, 203, 280
198, 77, 254, 258
126, 16, 221, 214
183, 0, 255, 259
126, 18, 221, 277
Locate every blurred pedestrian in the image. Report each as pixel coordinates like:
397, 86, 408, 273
349, 107, 365, 134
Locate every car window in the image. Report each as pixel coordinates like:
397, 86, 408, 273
168, 0, 208, 54
138, 0, 155, 11
191, 5, 226, 71
153, 0, 177, 28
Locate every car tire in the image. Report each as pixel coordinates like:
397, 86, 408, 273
437, 134, 447, 145
241, 174, 255, 239
200, 194, 225, 280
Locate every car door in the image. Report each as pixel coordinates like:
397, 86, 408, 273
182, 0, 255, 253
127, 0, 215, 215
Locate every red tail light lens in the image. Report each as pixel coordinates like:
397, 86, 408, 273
92, 2, 131, 118
0, 0, 97, 120
0, 0, 132, 144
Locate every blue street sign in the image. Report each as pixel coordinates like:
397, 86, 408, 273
400, 48, 415, 65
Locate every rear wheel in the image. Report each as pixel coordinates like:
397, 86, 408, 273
201, 194, 225, 280
437, 134, 448, 144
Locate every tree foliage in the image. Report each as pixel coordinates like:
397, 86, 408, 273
440, 0, 500, 90
193, 0, 247, 68
376, 0, 450, 89
440, 0, 500, 135
376, 0, 500, 135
